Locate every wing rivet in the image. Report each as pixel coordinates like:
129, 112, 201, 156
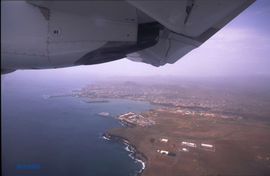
53, 29, 60, 35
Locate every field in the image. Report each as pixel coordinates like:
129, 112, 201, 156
76, 77, 270, 176
109, 108, 270, 176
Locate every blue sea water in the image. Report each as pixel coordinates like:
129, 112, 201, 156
1, 71, 153, 176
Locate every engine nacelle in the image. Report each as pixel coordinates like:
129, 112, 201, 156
1, 0, 255, 74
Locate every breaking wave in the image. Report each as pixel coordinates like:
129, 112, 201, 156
124, 143, 146, 173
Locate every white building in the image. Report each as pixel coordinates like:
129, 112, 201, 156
157, 150, 169, 155
201, 143, 213, 148
160, 138, 168, 143
181, 141, 196, 148
182, 148, 189, 152
200, 143, 215, 152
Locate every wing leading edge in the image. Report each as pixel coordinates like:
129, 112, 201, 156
1, 0, 255, 73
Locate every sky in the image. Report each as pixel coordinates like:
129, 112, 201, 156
4, 0, 270, 79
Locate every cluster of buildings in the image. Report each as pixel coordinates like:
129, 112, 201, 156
180, 141, 215, 152
156, 138, 215, 157
78, 83, 217, 110
77, 83, 246, 122
76, 82, 247, 122
166, 107, 242, 120
117, 112, 155, 127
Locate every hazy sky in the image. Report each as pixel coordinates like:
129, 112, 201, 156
5, 0, 270, 79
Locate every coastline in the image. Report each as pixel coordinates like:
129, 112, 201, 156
102, 132, 148, 176
48, 92, 150, 175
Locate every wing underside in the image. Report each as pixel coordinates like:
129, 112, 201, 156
1, 0, 255, 73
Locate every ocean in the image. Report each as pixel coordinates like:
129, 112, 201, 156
1, 71, 154, 176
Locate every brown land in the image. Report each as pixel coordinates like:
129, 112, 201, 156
73, 78, 270, 176
108, 107, 270, 176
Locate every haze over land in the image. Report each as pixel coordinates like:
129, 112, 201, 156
42, 77, 270, 176
3, 71, 270, 176
2, 1, 270, 176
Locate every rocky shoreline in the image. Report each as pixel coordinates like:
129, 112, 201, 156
103, 132, 148, 176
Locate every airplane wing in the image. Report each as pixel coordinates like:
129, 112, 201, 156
1, 0, 255, 74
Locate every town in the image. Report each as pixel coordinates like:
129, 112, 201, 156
117, 112, 155, 127
98, 111, 155, 127
74, 81, 269, 122
62, 80, 270, 176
